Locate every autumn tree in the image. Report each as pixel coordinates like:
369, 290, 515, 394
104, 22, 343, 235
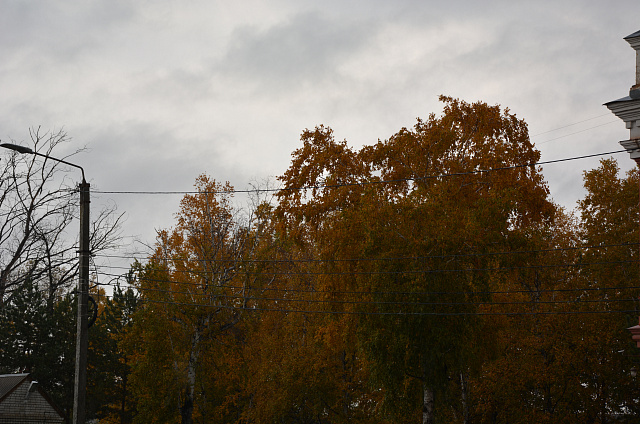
238, 255, 379, 423
469, 209, 584, 423
468, 158, 640, 423
129, 175, 268, 424
572, 158, 640, 421
273, 97, 555, 423
119, 98, 640, 424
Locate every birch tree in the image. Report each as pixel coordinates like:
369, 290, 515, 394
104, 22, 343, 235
274, 97, 554, 423
130, 176, 263, 424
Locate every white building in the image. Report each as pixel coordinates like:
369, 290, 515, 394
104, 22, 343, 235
605, 29, 640, 161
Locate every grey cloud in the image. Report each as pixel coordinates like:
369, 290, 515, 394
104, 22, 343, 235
1, 0, 639, 249
0, 1, 137, 62
218, 13, 372, 91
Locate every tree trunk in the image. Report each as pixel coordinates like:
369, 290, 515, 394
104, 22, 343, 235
423, 383, 435, 424
181, 330, 201, 424
180, 393, 194, 424
460, 371, 469, 424
341, 350, 352, 419
120, 358, 128, 424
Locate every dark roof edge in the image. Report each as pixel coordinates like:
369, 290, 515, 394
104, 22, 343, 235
604, 96, 633, 106
624, 29, 640, 40
0, 373, 30, 404
34, 383, 66, 420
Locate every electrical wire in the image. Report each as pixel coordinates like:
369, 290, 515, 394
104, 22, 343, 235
92, 149, 627, 196
91, 278, 640, 308
94, 267, 640, 298
90, 291, 640, 317
90, 242, 638, 264
69, 137, 640, 316
94, 258, 639, 278
530, 113, 614, 137
536, 121, 620, 144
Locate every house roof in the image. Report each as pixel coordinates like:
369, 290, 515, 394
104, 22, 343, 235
0, 373, 29, 402
625, 30, 640, 40
604, 95, 633, 105
0, 373, 65, 421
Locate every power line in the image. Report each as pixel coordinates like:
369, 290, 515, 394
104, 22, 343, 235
92, 242, 637, 265
93, 278, 640, 309
92, 149, 627, 196
536, 121, 620, 144
94, 268, 640, 298
91, 291, 639, 317
530, 113, 614, 137
95, 258, 639, 278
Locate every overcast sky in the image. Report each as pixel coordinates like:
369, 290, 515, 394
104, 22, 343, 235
1, 1, 639, 276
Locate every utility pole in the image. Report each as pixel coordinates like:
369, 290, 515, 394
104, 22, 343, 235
73, 180, 90, 424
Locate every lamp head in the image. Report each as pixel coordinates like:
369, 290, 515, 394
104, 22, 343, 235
0, 143, 34, 155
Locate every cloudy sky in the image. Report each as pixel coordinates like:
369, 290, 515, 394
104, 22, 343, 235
1, 1, 639, 274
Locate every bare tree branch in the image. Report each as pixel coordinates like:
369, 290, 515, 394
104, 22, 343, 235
0, 128, 123, 305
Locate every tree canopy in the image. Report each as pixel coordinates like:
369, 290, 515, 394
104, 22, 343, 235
124, 97, 640, 424
4, 101, 640, 424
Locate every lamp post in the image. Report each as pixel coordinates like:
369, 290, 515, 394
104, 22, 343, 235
0, 142, 90, 424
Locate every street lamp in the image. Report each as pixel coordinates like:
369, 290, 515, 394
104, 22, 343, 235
0, 142, 90, 424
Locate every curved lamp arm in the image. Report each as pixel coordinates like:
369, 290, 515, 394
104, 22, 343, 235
0, 142, 86, 183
